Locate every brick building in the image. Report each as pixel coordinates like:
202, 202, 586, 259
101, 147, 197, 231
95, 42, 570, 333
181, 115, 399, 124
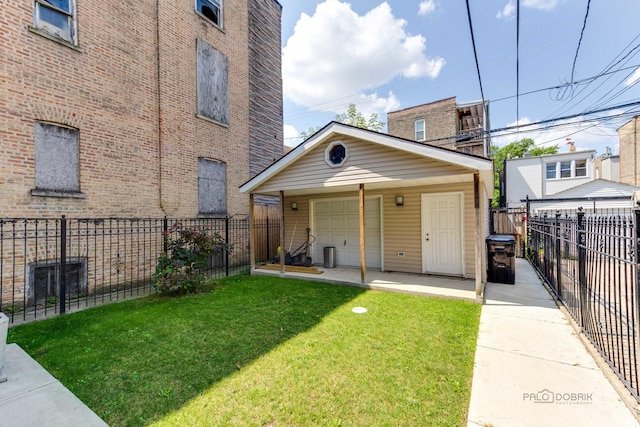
0, 0, 283, 218
386, 97, 490, 158
618, 115, 640, 186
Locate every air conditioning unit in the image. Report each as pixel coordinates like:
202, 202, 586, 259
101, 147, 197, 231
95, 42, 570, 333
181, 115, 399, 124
0, 312, 7, 382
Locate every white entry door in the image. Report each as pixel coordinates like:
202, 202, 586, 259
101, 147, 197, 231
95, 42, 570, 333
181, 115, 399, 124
313, 197, 381, 268
421, 193, 464, 275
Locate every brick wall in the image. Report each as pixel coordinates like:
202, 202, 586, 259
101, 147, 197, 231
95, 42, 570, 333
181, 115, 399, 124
248, 0, 284, 177
619, 116, 640, 186
0, 0, 281, 218
387, 97, 458, 150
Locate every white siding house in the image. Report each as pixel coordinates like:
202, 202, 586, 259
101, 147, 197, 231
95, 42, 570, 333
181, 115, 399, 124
528, 179, 640, 213
505, 150, 595, 208
240, 122, 494, 299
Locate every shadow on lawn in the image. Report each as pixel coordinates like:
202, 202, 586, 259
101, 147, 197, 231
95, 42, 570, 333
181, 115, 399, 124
8, 275, 365, 425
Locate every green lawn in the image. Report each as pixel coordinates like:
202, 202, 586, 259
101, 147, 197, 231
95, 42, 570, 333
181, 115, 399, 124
8, 275, 481, 427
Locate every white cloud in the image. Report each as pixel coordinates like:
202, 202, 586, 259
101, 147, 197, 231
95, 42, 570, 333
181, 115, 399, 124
496, 1, 516, 20
626, 68, 640, 87
283, 124, 299, 147
418, 0, 436, 16
522, 0, 561, 11
282, 1, 445, 115
497, 0, 560, 20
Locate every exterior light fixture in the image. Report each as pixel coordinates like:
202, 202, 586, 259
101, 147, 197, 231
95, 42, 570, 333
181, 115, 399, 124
291, 202, 298, 211
396, 196, 404, 206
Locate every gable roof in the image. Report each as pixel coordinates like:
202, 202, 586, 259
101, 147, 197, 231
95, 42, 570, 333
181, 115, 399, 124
240, 122, 493, 195
543, 179, 640, 200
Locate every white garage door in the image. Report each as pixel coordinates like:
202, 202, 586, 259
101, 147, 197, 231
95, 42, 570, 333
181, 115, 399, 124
313, 198, 381, 268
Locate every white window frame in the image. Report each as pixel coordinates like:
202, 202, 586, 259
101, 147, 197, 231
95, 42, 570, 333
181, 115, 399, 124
415, 119, 426, 141
196, 0, 223, 28
33, 0, 77, 44
560, 161, 572, 178
575, 159, 587, 177
545, 163, 556, 179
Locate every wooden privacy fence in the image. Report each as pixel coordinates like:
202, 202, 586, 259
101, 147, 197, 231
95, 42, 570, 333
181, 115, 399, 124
490, 207, 527, 257
253, 205, 281, 264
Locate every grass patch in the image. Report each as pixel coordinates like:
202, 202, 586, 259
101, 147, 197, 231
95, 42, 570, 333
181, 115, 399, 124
9, 274, 480, 426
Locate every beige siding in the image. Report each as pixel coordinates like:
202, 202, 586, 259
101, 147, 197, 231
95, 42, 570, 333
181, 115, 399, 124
283, 184, 483, 279
257, 136, 472, 193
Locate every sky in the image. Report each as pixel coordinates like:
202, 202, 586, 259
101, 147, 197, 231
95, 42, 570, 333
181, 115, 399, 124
279, 0, 640, 155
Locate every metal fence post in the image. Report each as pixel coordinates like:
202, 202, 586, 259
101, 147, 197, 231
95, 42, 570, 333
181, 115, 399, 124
543, 213, 549, 278
265, 217, 271, 262
59, 216, 67, 315
577, 207, 586, 328
555, 211, 562, 300
163, 216, 168, 253
635, 207, 640, 386
225, 216, 230, 277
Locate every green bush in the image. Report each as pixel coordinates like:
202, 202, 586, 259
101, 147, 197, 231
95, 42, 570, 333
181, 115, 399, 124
154, 223, 231, 294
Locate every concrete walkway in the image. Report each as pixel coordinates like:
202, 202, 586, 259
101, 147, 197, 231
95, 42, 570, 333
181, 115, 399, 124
468, 258, 640, 427
0, 344, 107, 427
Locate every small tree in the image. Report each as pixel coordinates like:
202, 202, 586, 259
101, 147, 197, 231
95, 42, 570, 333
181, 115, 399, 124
491, 138, 558, 205
154, 223, 231, 294
334, 103, 385, 132
298, 103, 385, 141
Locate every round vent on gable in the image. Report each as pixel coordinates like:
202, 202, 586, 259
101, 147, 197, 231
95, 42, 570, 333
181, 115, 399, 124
325, 141, 349, 168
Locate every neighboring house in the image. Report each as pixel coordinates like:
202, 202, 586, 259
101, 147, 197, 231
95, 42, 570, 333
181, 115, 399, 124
593, 150, 620, 181
618, 115, 640, 186
387, 97, 490, 158
0, 0, 283, 218
240, 122, 494, 297
503, 150, 596, 209
526, 179, 640, 213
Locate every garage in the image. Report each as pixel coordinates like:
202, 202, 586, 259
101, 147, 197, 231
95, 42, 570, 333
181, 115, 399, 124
312, 196, 381, 268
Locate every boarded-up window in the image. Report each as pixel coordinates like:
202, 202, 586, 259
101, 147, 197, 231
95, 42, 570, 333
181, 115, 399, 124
197, 39, 229, 125
199, 158, 227, 215
35, 122, 80, 192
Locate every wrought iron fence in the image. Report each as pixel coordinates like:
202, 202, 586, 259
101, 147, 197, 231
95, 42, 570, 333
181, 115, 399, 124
0, 216, 279, 324
528, 208, 639, 400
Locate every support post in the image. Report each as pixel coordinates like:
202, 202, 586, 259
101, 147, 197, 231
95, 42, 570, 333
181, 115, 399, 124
359, 184, 366, 284
280, 191, 285, 275
474, 174, 483, 301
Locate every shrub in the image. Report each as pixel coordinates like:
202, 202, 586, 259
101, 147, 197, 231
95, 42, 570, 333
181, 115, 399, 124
154, 223, 231, 294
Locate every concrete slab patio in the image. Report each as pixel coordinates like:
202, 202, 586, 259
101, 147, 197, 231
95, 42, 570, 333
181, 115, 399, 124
254, 264, 478, 302
0, 344, 107, 427
468, 258, 639, 427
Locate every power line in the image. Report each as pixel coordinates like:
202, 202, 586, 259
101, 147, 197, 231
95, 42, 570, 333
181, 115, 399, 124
491, 64, 640, 103
464, 0, 485, 103
570, 0, 592, 84
488, 100, 640, 136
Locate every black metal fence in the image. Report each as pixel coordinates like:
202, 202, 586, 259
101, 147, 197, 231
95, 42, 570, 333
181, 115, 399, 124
0, 216, 279, 324
528, 208, 639, 400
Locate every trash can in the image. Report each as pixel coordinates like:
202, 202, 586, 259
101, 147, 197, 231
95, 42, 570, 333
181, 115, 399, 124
323, 246, 336, 268
486, 234, 516, 284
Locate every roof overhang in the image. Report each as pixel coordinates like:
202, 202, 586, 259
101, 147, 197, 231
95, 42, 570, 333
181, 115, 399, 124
240, 122, 494, 196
